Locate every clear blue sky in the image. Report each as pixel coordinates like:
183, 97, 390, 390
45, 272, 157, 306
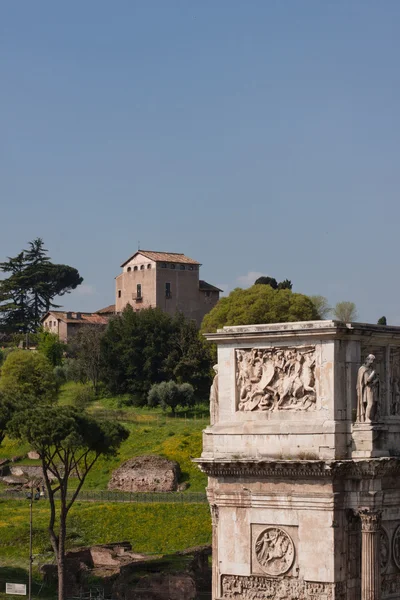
2, 1, 400, 322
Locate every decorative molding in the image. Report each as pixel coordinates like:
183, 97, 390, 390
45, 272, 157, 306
194, 457, 400, 480
220, 575, 346, 600
236, 346, 316, 412
254, 527, 295, 576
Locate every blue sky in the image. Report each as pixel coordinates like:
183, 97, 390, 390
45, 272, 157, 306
1, 1, 400, 322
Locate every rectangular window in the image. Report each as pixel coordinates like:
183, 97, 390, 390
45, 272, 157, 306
165, 282, 171, 298
137, 284, 142, 298
118, 290, 121, 298
180, 264, 185, 270
161, 263, 167, 269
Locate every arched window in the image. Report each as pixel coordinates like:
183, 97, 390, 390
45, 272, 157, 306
147, 264, 151, 269
134, 266, 138, 271
127, 267, 132, 272
140, 265, 145, 270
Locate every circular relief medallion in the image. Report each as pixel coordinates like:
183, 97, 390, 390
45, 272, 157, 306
255, 527, 295, 576
381, 529, 390, 573
393, 525, 400, 571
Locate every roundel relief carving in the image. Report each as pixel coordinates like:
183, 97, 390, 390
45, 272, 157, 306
393, 525, 400, 570
255, 527, 295, 576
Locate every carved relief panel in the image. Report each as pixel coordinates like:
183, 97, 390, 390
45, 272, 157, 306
220, 575, 346, 600
236, 346, 317, 412
251, 523, 298, 577
390, 349, 400, 417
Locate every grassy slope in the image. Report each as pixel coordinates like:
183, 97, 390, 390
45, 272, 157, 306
0, 383, 211, 594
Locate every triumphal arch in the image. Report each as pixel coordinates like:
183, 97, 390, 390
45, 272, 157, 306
196, 321, 400, 600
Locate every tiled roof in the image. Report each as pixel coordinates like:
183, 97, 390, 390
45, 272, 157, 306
96, 304, 116, 314
199, 280, 223, 292
121, 250, 201, 267
41, 311, 109, 325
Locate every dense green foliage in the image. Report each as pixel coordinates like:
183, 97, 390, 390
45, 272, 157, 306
148, 381, 194, 414
101, 306, 213, 401
68, 325, 105, 392
378, 316, 387, 325
201, 285, 319, 332
0, 238, 82, 333
37, 329, 65, 366
0, 350, 57, 403
254, 276, 292, 290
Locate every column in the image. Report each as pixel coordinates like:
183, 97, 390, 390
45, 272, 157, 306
359, 509, 382, 600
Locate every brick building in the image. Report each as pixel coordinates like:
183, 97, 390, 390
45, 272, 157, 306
115, 250, 221, 325
41, 311, 109, 343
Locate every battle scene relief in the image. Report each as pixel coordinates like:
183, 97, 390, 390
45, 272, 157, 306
236, 346, 317, 412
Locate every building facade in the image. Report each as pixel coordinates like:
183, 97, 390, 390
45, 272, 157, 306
115, 250, 221, 325
41, 311, 109, 343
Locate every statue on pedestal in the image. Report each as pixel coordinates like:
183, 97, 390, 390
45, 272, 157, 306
356, 354, 379, 422
210, 365, 219, 425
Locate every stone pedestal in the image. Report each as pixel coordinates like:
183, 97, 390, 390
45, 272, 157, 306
196, 321, 400, 600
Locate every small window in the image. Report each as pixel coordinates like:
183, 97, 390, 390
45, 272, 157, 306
134, 266, 138, 271
140, 265, 144, 270
165, 282, 171, 298
189, 265, 194, 271
137, 284, 142, 298
118, 290, 121, 298
161, 263, 167, 269
170, 263, 176, 269
205, 291, 211, 297
127, 267, 132, 272
180, 264, 185, 270
147, 264, 151, 269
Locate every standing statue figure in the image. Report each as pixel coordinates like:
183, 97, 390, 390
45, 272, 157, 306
210, 365, 219, 425
356, 354, 379, 423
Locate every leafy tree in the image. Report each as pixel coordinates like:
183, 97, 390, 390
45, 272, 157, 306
377, 316, 387, 325
254, 276, 293, 290
201, 286, 319, 332
148, 381, 194, 414
68, 325, 105, 394
37, 329, 65, 366
163, 312, 213, 400
0, 238, 83, 332
0, 350, 57, 403
255, 276, 278, 289
277, 279, 293, 290
309, 295, 332, 319
333, 301, 358, 322
7, 405, 129, 600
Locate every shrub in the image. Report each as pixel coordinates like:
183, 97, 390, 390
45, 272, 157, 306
71, 384, 96, 409
148, 381, 195, 415
53, 365, 66, 393
0, 350, 57, 404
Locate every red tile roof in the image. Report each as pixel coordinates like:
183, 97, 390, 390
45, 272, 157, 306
96, 304, 116, 314
121, 250, 201, 268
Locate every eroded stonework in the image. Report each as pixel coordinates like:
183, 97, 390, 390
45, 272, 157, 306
254, 527, 295, 576
236, 346, 316, 412
392, 525, 400, 571
220, 575, 345, 600
381, 528, 390, 573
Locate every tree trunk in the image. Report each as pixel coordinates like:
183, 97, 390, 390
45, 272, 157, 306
57, 511, 67, 600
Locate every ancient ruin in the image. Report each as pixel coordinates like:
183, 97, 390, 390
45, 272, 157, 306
196, 320, 400, 600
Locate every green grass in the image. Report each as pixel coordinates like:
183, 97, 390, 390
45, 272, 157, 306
0, 499, 211, 566
2, 382, 209, 492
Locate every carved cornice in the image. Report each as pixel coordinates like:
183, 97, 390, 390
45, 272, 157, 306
194, 457, 400, 480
